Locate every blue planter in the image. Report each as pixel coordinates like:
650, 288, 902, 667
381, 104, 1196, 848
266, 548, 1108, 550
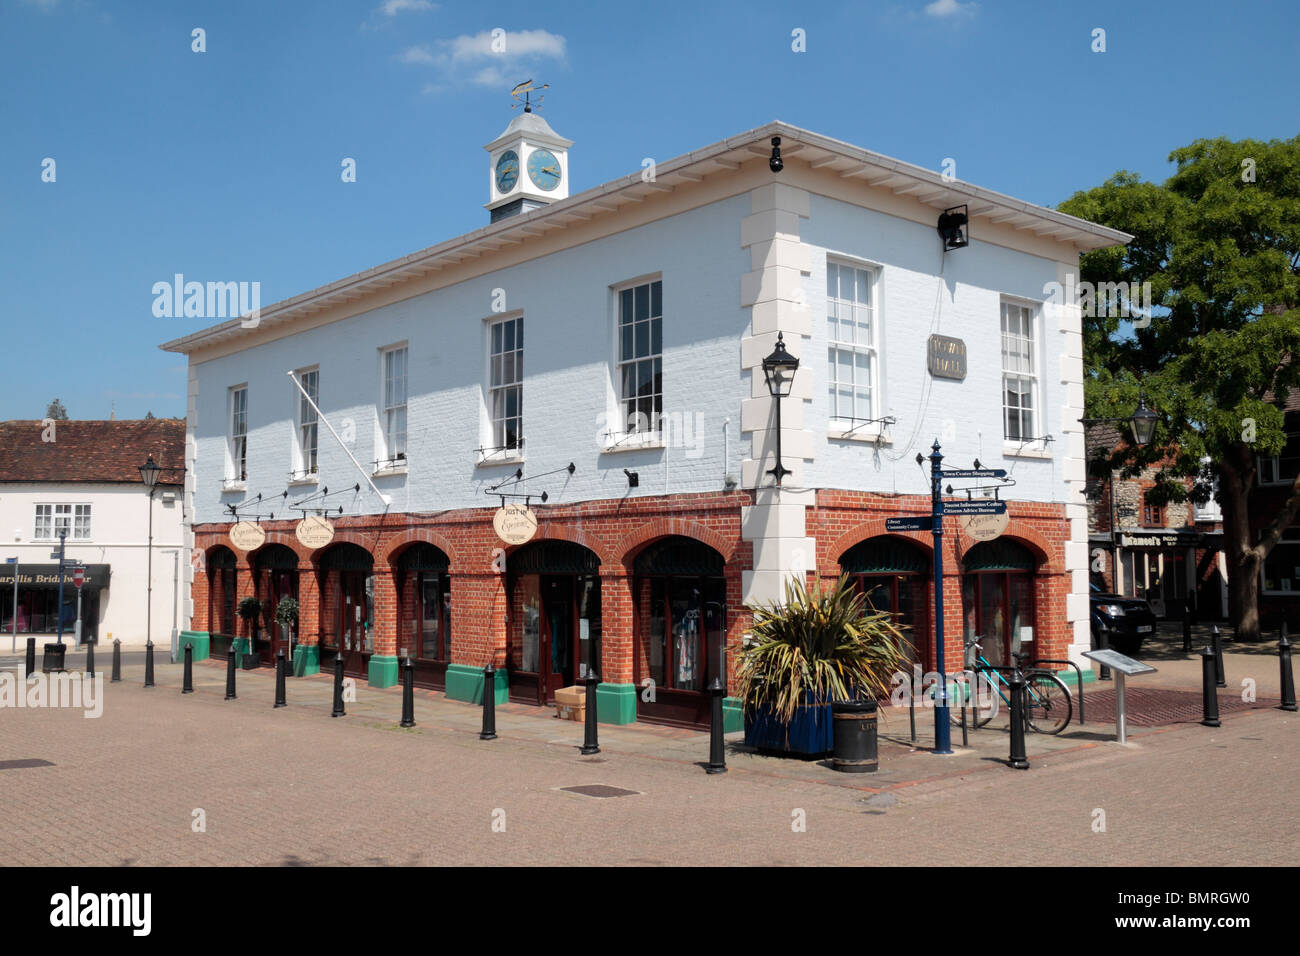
744, 701, 834, 755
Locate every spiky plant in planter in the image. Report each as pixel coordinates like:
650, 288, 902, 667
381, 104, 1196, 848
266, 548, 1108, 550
736, 574, 911, 752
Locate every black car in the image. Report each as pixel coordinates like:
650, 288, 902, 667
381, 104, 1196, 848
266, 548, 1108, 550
1089, 583, 1157, 657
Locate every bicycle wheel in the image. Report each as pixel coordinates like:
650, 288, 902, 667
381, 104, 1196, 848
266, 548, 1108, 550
1024, 671, 1072, 735
949, 671, 996, 729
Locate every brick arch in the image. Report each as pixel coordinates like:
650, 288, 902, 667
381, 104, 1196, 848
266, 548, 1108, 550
310, 532, 377, 564
615, 518, 736, 569
377, 529, 460, 569
953, 522, 1057, 572
516, 523, 610, 566
248, 534, 310, 565
825, 521, 934, 575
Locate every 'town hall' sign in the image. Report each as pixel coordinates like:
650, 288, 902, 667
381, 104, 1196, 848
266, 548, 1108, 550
927, 334, 967, 381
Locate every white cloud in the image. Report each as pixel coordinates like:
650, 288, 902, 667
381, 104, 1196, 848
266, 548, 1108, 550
398, 45, 435, 64
399, 29, 568, 92
924, 0, 977, 17
379, 0, 435, 15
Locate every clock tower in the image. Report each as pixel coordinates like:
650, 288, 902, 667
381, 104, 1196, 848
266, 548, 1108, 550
485, 103, 572, 223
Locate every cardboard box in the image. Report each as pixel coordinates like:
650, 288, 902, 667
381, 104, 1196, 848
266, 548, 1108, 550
554, 685, 585, 707
556, 702, 585, 722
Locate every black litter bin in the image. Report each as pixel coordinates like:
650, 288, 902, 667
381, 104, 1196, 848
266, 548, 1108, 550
42, 643, 67, 674
831, 698, 878, 773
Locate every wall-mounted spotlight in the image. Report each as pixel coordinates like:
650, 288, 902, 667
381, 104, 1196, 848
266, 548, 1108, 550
769, 136, 783, 174
624, 469, 639, 488
937, 204, 969, 251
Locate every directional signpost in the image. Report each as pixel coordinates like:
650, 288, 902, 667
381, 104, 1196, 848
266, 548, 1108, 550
941, 469, 1008, 480
885, 516, 932, 533
940, 500, 1008, 515
73, 564, 85, 647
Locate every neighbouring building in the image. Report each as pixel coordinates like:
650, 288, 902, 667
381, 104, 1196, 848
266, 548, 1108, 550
1084, 423, 1226, 620
0, 419, 186, 648
1255, 390, 1300, 632
161, 115, 1129, 728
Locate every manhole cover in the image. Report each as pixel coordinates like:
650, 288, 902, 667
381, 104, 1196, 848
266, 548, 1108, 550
0, 759, 54, 770
559, 785, 641, 798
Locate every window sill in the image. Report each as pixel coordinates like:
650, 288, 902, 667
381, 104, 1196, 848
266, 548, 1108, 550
600, 433, 666, 454
828, 425, 891, 444
288, 475, 319, 487
1003, 442, 1052, 460
372, 463, 408, 478
221, 481, 247, 493
476, 451, 525, 468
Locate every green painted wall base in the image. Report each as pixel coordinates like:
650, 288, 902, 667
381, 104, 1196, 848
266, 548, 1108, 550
368, 655, 398, 688
595, 683, 636, 724
1053, 665, 1098, 687
292, 644, 320, 677
180, 631, 210, 662
445, 663, 508, 705
723, 696, 743, 733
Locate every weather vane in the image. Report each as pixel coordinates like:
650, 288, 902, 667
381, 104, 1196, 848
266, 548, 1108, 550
510, 79, 547, 113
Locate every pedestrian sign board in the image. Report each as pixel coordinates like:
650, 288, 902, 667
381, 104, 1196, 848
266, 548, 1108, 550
885, 516, 932, 532
942, 468, 1008, 479
941, 500, 1008, 515
73, 567, 85, 589
1083, 649, 1156, 676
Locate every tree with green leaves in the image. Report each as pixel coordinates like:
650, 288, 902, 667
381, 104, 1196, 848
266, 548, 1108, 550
1060, 135, 1300, 641
45, 398, 68, 420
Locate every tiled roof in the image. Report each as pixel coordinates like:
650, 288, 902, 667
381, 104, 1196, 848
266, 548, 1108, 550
0, 419, 185, 484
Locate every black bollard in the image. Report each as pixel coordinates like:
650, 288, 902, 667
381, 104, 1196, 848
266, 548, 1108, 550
274, 649, 287, 708
111, 638, 121, 683
224, 644, 237, 700
331, 653, 346, 717
479, 664, 497, 740
25, 637, 35, 678
580, 672, 600, 755
1200, 645, 1221, 727
144, 640, 155, 688
182, 642, 194, 694
1279, 629, 1297, 713
86, 638, 95, 679
1211, 624, 1226, 687
400, 657, 415, 728
1096, 626, 1111, 681
1008, 669, 1029, 769
706, 677, 727, 773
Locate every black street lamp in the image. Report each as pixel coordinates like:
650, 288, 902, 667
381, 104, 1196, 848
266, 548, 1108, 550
762, 333, 800, 485
1129, 390, 1158, 448
139, 456, 161, 655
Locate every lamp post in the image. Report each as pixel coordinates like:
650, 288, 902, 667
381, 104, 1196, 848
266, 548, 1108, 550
139, 456, 162, 652
761, 333, 800, 485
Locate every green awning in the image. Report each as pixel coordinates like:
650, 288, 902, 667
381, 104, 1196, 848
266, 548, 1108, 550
508, 540, 600, 575
634, 536, 725, 576
963, 539, 1037, 572
840, 536, 929, 574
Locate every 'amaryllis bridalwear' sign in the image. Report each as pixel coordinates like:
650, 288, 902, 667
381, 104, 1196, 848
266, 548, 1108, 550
493, 504, 537, 545
229, 521, 266, 551
295, 515, 335, 549
959, 511, 1009, 541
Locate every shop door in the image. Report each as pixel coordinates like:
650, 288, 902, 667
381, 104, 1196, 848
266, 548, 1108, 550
338, 572, 372, 677
541, 576, 575, 701
269, 571, 297, 662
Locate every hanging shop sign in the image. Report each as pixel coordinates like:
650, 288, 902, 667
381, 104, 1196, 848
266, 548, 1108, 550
927, 334, 967, 381
229, 521, 267, 552
959, 511, 1009, 541
295, 515, 336, 550
493, 504, 538, 545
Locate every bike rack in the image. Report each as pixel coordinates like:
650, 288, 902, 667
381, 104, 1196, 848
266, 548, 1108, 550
1029, 658, 1085, 726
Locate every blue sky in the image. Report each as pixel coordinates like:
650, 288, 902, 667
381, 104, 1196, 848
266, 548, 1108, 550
1, 0, 1295, 421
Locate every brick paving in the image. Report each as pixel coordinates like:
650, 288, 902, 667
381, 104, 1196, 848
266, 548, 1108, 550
2, 648, 1297, 866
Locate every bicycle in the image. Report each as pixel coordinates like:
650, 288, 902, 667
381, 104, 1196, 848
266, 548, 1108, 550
948, 639, 1073, 735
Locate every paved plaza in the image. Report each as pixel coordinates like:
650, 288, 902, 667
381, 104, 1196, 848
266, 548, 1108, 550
1, 628, 1296, 866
